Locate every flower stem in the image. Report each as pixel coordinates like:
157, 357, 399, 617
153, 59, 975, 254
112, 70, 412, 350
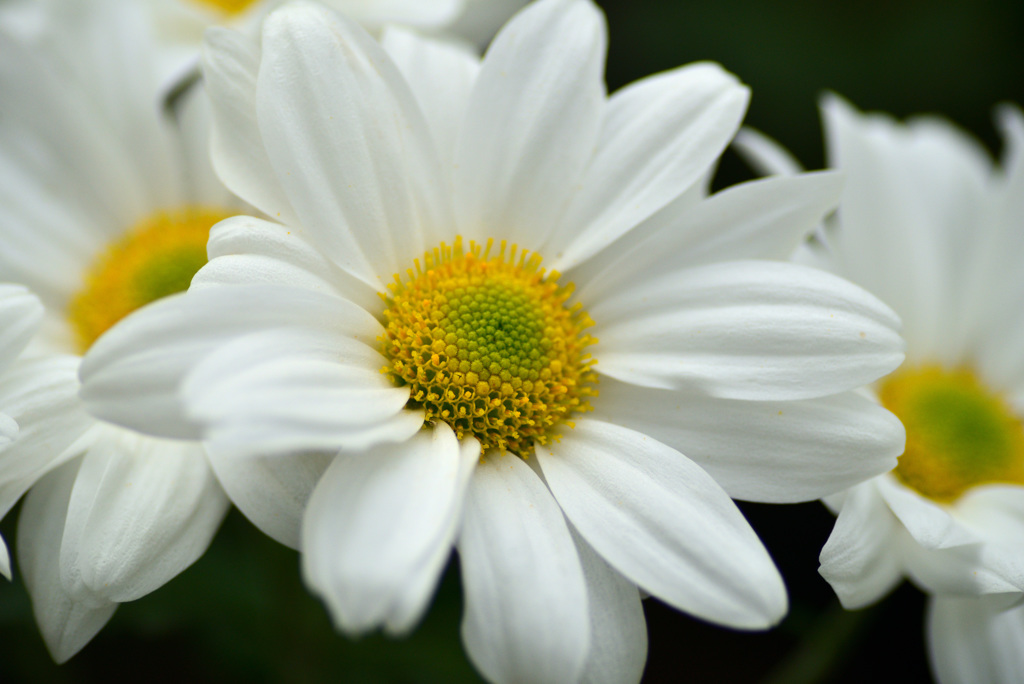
761, 601, 879, 684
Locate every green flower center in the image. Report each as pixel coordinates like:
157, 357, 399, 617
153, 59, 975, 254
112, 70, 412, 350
880, 365, 1024, 502
381, 237, 598, 457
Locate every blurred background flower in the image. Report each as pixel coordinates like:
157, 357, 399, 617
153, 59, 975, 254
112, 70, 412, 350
1, 0, 1023, 682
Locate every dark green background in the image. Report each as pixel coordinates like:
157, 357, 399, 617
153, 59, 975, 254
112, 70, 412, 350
3, 0, 1023, 682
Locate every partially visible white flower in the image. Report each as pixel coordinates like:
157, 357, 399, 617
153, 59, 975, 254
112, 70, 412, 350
738, 98, 1024, 683
80, 2, 907, 681
0, 0, 236, 662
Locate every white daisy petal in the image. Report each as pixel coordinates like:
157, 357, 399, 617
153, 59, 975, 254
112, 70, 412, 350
329, 0, 463, 29
0, 30, 147, 229
0, 356, 92, 518
79, 284, 381, 439
0, 149, 100, 307
974, 130, 1024, 392
206, 445, 331, 550
257, 2, 453, 286
594, 377, 904, 503
202, 27, 299, 224
51, 0, 186, 210
458, 451, 590, 684
453, 0, 606, 248
447, 0, 531, 45
927, 596, 1024, 684
381, 25, 481, 167
58, 425, 228, 604
538, 418, 787, 629
821, 94, 988, 361
903, 538, 1022, 597
876, 476, 979, 550
0, 536, 9, 580
915, 488, 1024, 594
302, 423, 477, 635
0, 412, 16, 447
571, 528, 647, 684
176, 81, 234, 208
956, 485, 1024, 541
592, 259, 904, 400
818, 480, 905, 609
732, 126, 806, 177
550, 62, 749, 271
0, 284, 43, 374
194, 214, 377, 310
572, 172, 844, 300
183, 327, 421, 455
18, 461, 117, 664
996, 105, 1024, 176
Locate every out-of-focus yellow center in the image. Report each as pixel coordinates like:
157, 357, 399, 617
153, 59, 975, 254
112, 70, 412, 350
68, 206, 231, 352
190, 0, 260, 16
879, 365, 1024, 502
381, 237, 598, 458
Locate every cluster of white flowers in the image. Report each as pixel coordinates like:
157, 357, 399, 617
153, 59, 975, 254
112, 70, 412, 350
0, 0, 1019, 682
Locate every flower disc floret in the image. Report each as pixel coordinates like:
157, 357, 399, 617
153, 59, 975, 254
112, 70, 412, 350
68, 206, 230, 352
880, 365, 1024, 502
382, 237, 598, 457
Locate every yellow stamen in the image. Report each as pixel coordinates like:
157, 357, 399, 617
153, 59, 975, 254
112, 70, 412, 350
190, 0, 260, 17
68, 206, 231, 352
880, 365, 1024, 502
381, 237, 598, 457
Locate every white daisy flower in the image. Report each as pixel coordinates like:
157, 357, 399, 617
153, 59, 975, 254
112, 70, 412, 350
738, 97, 1024, 683
0, 0, 238, 661
80, 1, 906, 681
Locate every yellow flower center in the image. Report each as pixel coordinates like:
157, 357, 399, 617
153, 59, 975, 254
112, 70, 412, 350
68, 206, 231, 352
879, 365, 1024, 502
190, 0, 260, 16
381, 237, 598, 457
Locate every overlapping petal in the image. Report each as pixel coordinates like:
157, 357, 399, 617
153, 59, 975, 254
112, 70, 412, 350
548, 62, 749, 271
571, 529, 647, 684
452, 0, 606, 249
538, 418, 787, 629
591, 259, 904, 400
0, 284, 42, 374
572, 171, 844, 299
594, 377, 903, 503
17, 461, 117, 664
302, 424, 477, 635
79, 284, 383, 439
927, 596, 1024, 684
328, 0, 463, 28
0, 29, 149, 232
256, 2, 453, 286
206, 445, 331, 549
0, 356, 92, 529
182, 327, 421, 455
202, 26, 299, 225
459, 452, 590, 684
58, 425, 228, 604
822, 94, 989, 363
818, 480, 905, 608
381, 25, 480, 168
876, 476, 979, 550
